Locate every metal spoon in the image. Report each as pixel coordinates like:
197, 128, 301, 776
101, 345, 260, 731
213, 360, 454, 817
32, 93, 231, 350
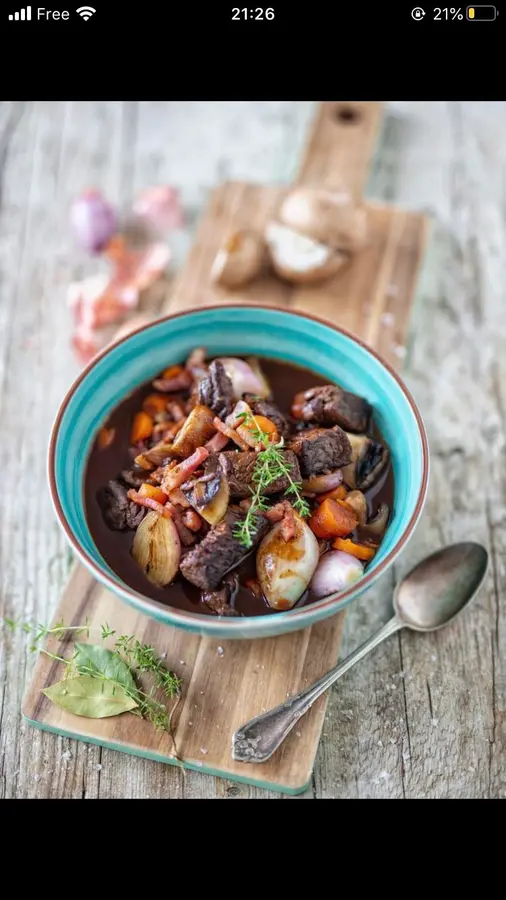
232, 542, 488, 764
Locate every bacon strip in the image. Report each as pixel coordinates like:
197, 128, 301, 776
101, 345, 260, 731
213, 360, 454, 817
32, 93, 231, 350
205, 430, 229, 453
161, 446, 209, 493
213, 417, 250, 451
182, 509, 203, 532
152, 420, 183, 440
127, 489, 172, 518
153, 372, 192, 392
167, 399, 187, 422
264, 500, 296, 542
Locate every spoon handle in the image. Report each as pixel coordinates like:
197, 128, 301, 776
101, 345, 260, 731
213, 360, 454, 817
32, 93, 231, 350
232, 615, 402, 763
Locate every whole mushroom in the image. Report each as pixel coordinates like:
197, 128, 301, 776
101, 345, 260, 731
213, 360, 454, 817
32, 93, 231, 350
211, 229, 266, 289
278, 186, 368, 254
264, 222, 348, 285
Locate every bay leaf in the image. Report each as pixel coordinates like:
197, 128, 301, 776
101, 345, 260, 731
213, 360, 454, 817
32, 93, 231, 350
74, 643, 138, 697
43, 675, 139, 718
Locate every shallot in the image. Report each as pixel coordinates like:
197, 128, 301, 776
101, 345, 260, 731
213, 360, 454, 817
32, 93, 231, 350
131, 510, 181, 586
70, 189, 117, 254
215, 357, 270, 400
301, 470, 343, 494
256, 513, 319, 610
310, 550, 364, 599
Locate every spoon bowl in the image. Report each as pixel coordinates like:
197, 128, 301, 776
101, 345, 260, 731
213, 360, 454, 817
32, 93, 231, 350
394, 542, 489, 631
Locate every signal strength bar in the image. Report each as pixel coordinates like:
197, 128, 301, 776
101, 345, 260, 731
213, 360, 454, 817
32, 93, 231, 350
8, 5, 31, 19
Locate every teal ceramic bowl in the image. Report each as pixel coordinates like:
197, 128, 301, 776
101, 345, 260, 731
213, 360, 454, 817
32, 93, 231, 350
49, 305, 429, 640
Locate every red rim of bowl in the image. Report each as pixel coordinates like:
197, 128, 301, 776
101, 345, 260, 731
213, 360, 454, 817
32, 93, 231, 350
48, 304, 430, 632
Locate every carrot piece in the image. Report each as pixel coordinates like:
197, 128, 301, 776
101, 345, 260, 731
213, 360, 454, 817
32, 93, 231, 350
316, 484, 348, 505
142, 393, 168, 416
332, 537, 376, 560
162, 364, 184, 379
97, 426, 115, 449
241, 414, 279, 445
309, 498, 357, 540
138, 482, 168, 505
131, 411, 154, 444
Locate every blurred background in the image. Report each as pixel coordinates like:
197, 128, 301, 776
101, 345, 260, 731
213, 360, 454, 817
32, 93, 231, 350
1, 101, 504, 799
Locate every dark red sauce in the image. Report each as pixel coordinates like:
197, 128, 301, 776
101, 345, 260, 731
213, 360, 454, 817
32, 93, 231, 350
84, 358, 394, 617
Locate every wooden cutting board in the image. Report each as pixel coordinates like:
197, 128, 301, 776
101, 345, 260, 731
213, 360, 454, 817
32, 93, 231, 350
23, 102, 429, 794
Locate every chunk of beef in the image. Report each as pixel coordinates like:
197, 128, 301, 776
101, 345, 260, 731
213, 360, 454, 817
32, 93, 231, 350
97, 480, 146, 531
244, 394, 290, 439
198, 360, 235, 420
219, 450, 301, 499
120, 468, 151, 489
202, 573, 241, 617
289, 427, 352, 477
180, 506, 268, 591
295, 384, 371, 433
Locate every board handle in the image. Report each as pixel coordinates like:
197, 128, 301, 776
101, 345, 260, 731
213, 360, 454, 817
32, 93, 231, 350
295, 101, 384, 200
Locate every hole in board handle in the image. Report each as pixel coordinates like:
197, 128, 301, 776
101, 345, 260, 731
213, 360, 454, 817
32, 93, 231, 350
335, 105, 361, 124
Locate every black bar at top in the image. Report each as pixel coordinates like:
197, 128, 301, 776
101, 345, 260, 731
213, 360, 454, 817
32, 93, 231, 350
467, 5, 497, 19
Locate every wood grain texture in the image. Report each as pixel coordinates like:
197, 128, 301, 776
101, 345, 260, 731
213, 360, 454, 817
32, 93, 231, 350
295, 101, 384, 198
2, 101, 505, 799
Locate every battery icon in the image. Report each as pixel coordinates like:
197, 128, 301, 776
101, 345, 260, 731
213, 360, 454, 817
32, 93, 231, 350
467, 5, 497, 18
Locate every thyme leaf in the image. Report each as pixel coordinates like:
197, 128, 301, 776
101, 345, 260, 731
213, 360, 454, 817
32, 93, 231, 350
233, 411, 310, 548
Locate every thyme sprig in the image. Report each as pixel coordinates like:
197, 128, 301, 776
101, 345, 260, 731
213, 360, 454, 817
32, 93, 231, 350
233, 411, 310, 548
5, 617, 182, 737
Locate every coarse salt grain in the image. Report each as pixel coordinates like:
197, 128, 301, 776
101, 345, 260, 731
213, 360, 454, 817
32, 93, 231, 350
217, 646, 224, 657
95, 764, 103, 771
34, 773, 41, 782
200, 747, 208, 755
61, 750, 73, 761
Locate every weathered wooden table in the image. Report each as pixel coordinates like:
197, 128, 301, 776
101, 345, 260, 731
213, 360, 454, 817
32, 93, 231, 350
0, 101, 504, 799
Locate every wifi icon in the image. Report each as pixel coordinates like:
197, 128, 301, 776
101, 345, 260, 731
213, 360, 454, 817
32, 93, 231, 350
76, 5, 96, 19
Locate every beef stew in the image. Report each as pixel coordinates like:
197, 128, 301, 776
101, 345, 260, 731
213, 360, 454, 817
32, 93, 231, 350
85, 354, 394, 617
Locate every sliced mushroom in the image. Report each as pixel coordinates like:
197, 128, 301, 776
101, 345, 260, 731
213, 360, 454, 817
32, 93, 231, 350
210, 229, 265, 289
181, 454, 230, 526
342, 434, 390, 491
278, 187, 369, 253
265, 222, 349, 284
342, 490, 367, 527
171, 404, 216, 458
363, 503, 390, 540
